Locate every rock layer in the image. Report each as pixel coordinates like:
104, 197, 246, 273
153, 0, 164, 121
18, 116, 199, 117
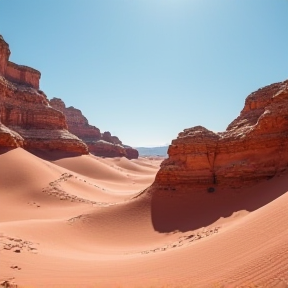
0, 35, 88, 154
125, 146, 140, 160
0, 122, 24, 148
0, 35, 40, 89
154, 80, 288, 192
0, 35, 137, 158
49, 98, 101, 142
50, 97, 139, 159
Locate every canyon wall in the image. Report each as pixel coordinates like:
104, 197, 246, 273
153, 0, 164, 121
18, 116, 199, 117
50, 98, 139, 159
0, 35, 137, 158
153, 79, 288, 192
0, 35, 88, 154
0, 35, 40, 89
49, 98, 101, 141
0, 121, 24, 148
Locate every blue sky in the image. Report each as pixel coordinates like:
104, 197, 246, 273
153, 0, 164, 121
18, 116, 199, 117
1, 0, 287, 147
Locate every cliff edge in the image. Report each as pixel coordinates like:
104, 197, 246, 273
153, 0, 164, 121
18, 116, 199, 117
50, 98, 139, 159
0, 35, 88, 154
153, 79, 288, 192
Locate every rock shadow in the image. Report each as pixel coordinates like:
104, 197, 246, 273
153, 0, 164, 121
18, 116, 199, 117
150, 173, 288, 233
27, 148, 83, 161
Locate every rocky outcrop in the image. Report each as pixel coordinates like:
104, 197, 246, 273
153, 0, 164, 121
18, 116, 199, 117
50, 97, 139, 159
124, 145, 140, 160
0, 35, 40, 89
0, 35, 88, 154
154, 79, 288, 192
0, 35, 137, 158
87, 140, 127, 158
0, 122, 24, 148
49, 98, 101, 142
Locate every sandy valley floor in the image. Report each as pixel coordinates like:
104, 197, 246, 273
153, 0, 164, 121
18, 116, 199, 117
0, 148, 288, 288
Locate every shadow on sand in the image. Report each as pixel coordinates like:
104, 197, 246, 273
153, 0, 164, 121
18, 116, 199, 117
27, 148, 84, 161
150, 173, 288, 233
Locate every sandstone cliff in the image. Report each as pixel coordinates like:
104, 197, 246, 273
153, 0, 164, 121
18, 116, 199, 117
50, 98, 139, 159
0, 35, 88, 154
0, 35, 40, 89
154, 79, 288, 192
0, 121, 23, 148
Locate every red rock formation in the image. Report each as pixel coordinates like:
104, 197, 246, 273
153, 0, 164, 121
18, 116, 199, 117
0, 122, 23, 148
49, 98, 101, 141
87, 140, 127, 158
50, 97, 139, 159
102, 131, 115, 143
124, 146, 139, 160
111, 135, 122, 145
0, 35, 88, 154
0, 35, 40, 89
154, 79, 288, 192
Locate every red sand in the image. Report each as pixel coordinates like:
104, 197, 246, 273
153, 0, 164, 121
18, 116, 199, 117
0, 148, 287, 287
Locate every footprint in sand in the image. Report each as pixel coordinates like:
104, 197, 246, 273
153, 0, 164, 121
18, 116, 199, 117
41, 173, 111, 206
0, 278, 17, 288
27, 202, 40, 208
139, 226, 221, 255
0, 235, 39, 254
10, 265, 21, 270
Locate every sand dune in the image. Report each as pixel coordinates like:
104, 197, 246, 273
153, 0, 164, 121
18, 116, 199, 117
0, 148, 288, 287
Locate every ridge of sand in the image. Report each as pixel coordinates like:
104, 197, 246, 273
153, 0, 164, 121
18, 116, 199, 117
0, 148, 287, 287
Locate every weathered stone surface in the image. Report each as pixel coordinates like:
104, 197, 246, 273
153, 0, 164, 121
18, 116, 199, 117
0, 35, 137, 158
124, 145, 139, 160
0, 35, 40, 89
0, 77, 66, 129
0, 122, 24, 148
154, 80, 288, 192
87, 140, 127, 158
102, 131, 115, 143
50, 97, 139, 159
0, 35, 88, 154
49, 98, 101, 142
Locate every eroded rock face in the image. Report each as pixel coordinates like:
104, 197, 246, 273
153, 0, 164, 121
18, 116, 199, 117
0, 35, 88, 154
0, 122, 24, 148
87, 140, 127, 158
49, 98, 101, 142
0, 35, 137, 158
154, 80, 288, 192
50, 97, 139, 159
125, 146, 139, 160
0, 35, 40, 89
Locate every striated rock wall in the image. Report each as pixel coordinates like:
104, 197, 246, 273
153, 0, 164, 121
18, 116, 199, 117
0, 77, 88, 154
0, 35, 40, 89
154, 80, 288, 192
50, 97, 139, 159
0, 78, 65, 129
87, 140, 127, 158
124, 145, 140, 160
0, 35, 88, 154
0, 35, 137, 157
49, 98, 101, 142
0, 35, 137, 158
0, 35, 10, 76
6, 62, 41, 90
0, 122, 24, 148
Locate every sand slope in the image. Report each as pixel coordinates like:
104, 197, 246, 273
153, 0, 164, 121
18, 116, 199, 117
0, 148, 287, 288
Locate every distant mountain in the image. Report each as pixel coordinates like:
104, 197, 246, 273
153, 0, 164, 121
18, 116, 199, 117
135, 146, 169, 157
